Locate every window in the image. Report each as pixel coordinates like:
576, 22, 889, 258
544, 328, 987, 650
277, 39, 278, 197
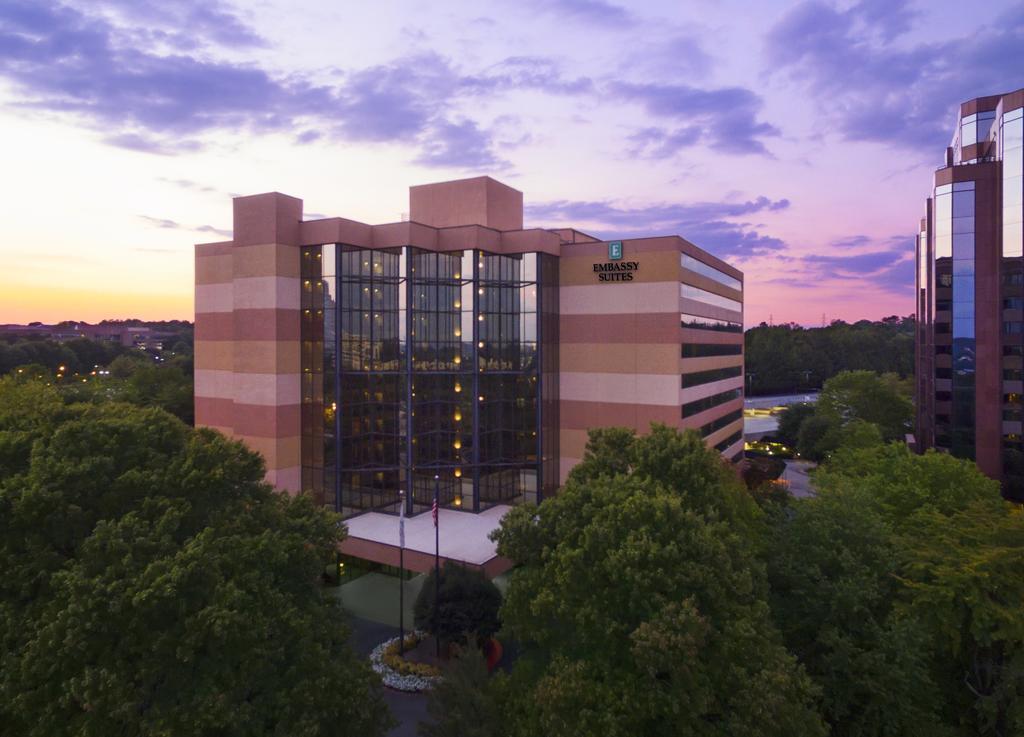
681, 313, 742, 333
680, 284, 742, 313
681, 254, 741, 291
682, 388, 742, 417
700, 409, 742, 437
681, 343, 742, 358
714, 430, 742, 453
681, 365, 743, 388
1005, 298, 1024, 310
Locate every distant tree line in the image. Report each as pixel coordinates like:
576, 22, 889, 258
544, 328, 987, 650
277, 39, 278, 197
1, 332, 195, 425
744, 316, 914, 396
0, 337, 129, 376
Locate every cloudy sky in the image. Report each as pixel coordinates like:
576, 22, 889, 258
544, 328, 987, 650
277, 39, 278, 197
0, 0, 1021, 326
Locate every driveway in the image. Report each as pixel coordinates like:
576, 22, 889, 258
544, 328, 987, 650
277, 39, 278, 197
346, 613, 430, 737
782, 460, 816, 498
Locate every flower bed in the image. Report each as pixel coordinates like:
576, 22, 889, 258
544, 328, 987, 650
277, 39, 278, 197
369, 631, 443, 692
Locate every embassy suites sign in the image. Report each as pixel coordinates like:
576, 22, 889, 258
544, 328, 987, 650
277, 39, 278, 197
593, 241, 640, 282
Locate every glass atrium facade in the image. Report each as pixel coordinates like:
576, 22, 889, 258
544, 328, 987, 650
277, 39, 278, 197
300, 244, 559, 517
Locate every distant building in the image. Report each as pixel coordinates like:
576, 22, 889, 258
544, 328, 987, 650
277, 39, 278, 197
0, 322, 177, 350
915, 88, 1024, 500
195, 177, 744, 571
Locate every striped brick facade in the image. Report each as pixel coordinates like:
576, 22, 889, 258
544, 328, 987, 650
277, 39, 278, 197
558, 236, 744, 482
195, 177, 744, 500
195, 193, 303, 492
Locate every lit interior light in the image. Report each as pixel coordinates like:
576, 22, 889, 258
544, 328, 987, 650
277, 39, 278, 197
454, 382, 462, 393
454, 300, 461, 309
478, 395, 484, 401
478, 288, 484, 295
454, 468, 462, 478
454, 329, 461, 337
454, 496, 462, 506
454, 410, 462, 421
478, 341, 484, 348
453, 439, 461, 449
454, 356, 461, 365
454, 273, 461, 279
478, 314, 484, 321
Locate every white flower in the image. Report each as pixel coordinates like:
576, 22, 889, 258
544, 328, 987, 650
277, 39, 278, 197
368, 631, 443, 693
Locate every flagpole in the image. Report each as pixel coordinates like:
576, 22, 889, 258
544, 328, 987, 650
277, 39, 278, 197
398, 489, 405, 656
433, 474, 440, 659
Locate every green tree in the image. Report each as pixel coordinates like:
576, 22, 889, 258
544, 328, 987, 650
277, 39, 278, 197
419, 647, 502, 737
776, 402, 815, 447
126, 363, 195, 424
744, 317, 914, 396
569, 424, 761, 537
770, 442, 1024, 737
796, 413, 841, 462
493, 429, 825, 737
899, 504, 1024, 735
767, 479, 950, 736
414, 561, 502, 648
0, 379, 392, 737
815, 370, 912, 442
108, 351, 152, 378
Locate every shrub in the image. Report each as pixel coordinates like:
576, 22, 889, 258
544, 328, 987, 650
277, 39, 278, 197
414, 561, 502, 647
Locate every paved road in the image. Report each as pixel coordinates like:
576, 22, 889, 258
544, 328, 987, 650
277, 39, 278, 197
782, 460, 816, 498
347, 614, 429, 737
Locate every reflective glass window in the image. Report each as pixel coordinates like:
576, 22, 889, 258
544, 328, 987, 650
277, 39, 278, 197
681, 313, 743, 332
681, 254, 742, 291
680, 284, 742, 313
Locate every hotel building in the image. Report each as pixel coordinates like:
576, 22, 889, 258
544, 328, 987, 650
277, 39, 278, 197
195, 177, 744, 566
915, 88, 1024, 501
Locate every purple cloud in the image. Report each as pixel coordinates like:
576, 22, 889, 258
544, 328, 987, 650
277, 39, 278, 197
526, 196, 790, 257
138, 215, 231, 238
414, 118, 510, 170
765, 1, 1024, 152
96, 0, 265, 49
611, 81, 780, 156
530, 0, 634, 27
764, 235, 914, 295
0, 3, 593, 169
628, 126, 702, 158
463, 56, 594, 96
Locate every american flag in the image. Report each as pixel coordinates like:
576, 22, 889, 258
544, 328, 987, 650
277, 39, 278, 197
432, 496, 438, 527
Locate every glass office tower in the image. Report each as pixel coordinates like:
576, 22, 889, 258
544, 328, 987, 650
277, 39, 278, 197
300, 244, 559, 517
916, 88, 1024, 501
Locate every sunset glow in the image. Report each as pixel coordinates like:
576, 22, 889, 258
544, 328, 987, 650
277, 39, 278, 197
1, 0, 1021, 326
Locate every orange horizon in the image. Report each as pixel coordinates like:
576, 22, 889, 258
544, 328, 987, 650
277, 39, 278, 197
0, 285, 193, 325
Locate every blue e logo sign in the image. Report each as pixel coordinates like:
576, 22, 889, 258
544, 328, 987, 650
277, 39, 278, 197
608, 241, 623, 260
